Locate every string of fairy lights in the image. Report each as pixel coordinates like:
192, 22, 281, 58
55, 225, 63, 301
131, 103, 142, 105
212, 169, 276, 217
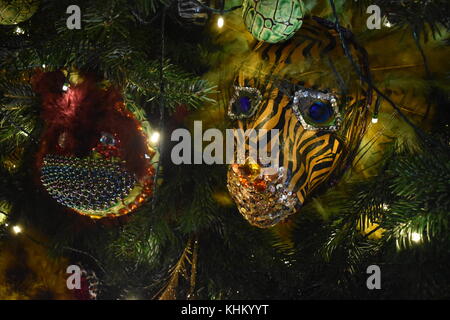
0, 209, 22, 235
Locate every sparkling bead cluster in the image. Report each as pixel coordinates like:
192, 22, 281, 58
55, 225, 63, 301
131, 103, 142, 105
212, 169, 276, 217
41, 154, 136, 212
228, 86, 262, 120
227, 164, 299, 228
292, 87, 342, 131
94, 132, 121, 159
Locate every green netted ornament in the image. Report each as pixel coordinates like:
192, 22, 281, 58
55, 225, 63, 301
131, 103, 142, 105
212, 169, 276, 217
242, 0, 305, 43
0, 0, 39, 25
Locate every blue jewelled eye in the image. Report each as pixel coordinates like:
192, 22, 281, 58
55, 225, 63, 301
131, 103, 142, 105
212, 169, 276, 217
229, 87, 262, 120
232, 95, 254, 116
308, 101, 334, 123
238, 96, 251, 113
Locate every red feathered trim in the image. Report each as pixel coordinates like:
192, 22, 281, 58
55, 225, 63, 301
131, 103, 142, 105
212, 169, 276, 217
32, 71, 151, 179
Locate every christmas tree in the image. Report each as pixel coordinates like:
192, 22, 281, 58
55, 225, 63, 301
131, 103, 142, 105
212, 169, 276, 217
0, 0, 449, 300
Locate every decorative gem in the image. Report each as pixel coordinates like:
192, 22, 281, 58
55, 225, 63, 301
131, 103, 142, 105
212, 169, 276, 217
292, 87, 342, 131
309, 101, 333, 123
242, 0, 305, 43
94, 132, 121, 159
228, 86, 262, 120
228, 164, 299, 228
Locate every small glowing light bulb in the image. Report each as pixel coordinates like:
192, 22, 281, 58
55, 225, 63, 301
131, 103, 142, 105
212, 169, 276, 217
12, 225, 22, 234
42, 64, 46, 68
382, 203, 389, 210
411, 232, 421, 243
383, 19, 392, 28
150, 132, 160, 144
371, 117, 378, 123
217, 16, 224, 28
14, 26, 25, 35
62, 83, 70, 92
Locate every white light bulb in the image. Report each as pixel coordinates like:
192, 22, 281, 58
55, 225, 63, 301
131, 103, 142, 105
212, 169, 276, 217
42, 64, 46, 68
62, 84, 69, 92
383, 19, 392, 28
14, 26, 25, 35
371, 117, 378, 123
150, 132, 160, 144
411, 232, 421, 243
12, 225, 22, 234
217, 16, 224, 28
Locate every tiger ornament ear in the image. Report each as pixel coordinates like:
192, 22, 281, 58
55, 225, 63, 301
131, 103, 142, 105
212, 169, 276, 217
227, 17, 373, 228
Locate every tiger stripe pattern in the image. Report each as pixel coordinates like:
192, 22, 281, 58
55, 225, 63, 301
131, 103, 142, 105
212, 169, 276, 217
227, 17, 372, 228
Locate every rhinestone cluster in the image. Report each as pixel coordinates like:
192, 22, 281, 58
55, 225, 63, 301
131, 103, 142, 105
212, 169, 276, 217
292, 88, 342, 131
227, 164, 300, 228
228, 86, 262, 120
41, 154, 136, 213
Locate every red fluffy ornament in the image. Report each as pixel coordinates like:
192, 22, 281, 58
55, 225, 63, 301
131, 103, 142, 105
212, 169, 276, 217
32, 70, 157, 219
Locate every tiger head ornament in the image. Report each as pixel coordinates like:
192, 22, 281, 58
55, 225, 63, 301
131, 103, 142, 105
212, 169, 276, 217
227, 17, 373, 228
